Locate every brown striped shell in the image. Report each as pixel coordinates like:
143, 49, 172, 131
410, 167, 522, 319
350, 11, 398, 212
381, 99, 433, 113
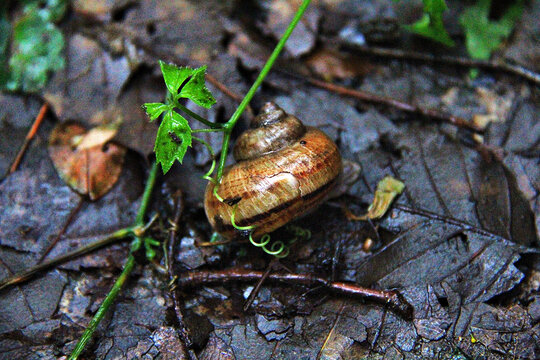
204, 102, 342, 239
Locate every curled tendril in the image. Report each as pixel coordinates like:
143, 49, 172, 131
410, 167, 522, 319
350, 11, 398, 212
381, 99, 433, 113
230, 203, 254, 231
192, 136, 217, 184
265, 240, 286, 256
208, 172, 293, 258
249, 233, 271, 247
212, 184, 224, 202
230, 204, 289, 257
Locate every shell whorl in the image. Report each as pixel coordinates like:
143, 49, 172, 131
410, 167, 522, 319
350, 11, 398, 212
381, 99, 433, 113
205, 102, 342, 239
233, 102, 306, 161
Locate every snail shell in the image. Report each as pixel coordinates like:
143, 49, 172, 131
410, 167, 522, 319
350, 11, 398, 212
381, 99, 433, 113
204, 102, 342, 239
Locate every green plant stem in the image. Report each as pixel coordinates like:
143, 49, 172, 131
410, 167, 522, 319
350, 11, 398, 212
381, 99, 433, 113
175, 102, 222, 129
135, 161, 159, 225
69, 161, 159, 359
215, 0, 312, 181
0, 227, 133, 291
192, 128, 225, 133
68, 254, 136, 360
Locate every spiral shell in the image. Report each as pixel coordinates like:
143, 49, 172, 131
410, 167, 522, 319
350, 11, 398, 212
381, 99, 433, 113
204, 102, 342, 239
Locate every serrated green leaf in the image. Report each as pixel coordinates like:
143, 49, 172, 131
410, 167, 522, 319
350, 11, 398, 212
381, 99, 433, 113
179, 66, 216, 108
404, 0, 455, 47
159, 60, 195, 96
143, 102, 169, 121
460, 0, 523, 60
154, 110, 192, 174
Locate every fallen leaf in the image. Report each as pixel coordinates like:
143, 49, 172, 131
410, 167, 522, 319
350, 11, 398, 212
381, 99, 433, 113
48, 122, 126, 200
305, 48, 374, 81
346, 176, 405, 221
44, 34, 131, 125
76, 123, 120, 150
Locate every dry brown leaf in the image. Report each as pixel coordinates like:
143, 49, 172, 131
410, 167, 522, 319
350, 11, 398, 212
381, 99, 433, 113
305, 48, 373, 81
48, 122, 126, 200
346, 176, 405, 221
77, 124, 120, 150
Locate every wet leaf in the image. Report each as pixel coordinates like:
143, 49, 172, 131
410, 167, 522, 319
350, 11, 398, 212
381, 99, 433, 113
44, 34, 131, 125
48, 122, 126, 200
305, 48, 374, 81
199, 335, 236, 360
77, 122, 121, 150
347, 176, 405, 220
503, 0, 540, 70
0, 1, 538, 359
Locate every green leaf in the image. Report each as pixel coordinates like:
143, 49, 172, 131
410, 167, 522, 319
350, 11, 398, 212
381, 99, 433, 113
1, 0, 67, 92
159, 61, 216, 108
23, 0, 68, 23
460, 0, 523, 60
151, 61, 215, 174
154, 110, 192, 174
143, 102, 170, 121
179, 66, 216, 108
159, 60, 195, 96
404, 0, 455, 47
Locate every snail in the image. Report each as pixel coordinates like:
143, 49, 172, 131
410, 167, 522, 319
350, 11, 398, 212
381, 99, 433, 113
204, 102, 342, 239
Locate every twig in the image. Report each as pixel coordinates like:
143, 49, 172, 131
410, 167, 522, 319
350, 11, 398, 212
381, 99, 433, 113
38, 198, 85, 263
0, 227, 133, 291
176, 268, 414, 318
9, 103, 49, 174
338, 42, 540, 85
243, 258, 279, 311
167, 190, 198, 360
292, 74, 484, 133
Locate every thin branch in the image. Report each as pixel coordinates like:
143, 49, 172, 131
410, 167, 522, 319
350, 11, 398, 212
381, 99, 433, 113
243, 258, 279, 311
176, 268, 414, 319
9, 102, 49, 174
339, 42, 540, 85
167, 190, 198, 360
38, 198, 85, 263
282, 71, 484, 133
0, 227, 133, 291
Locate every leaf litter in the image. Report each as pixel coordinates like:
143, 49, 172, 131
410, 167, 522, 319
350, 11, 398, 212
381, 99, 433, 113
0, 0, 539, 359
48, 122, 126, 200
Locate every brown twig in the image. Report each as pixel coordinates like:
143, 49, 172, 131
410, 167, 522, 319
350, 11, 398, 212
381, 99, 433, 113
167, 190, 198, 360
302, 75, 484, 133
243, 258, 280, 311
37, 198, 85, 263
0, 227, 132, 291
339, 42, 540, 85
9, 102, 49, 174
176, 268, 414, 319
